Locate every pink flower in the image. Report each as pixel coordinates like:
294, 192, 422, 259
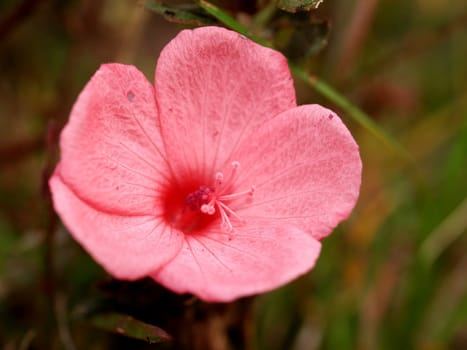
49, 26, 361, 302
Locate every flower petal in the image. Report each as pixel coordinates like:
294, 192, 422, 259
151, 220, 321, 302
234, 105, 362, 240
58, 63, 168, 216
50, 171, 184, 279
155, 26, 296, 184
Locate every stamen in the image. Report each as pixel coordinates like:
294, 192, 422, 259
179, 161, 254, 233
219, 185, 256, 201
225, 161, 240, 187
218, 206, 233, 232
217, 201, 245, 224
198, 161, 254, 232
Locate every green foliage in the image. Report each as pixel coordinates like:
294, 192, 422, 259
275, 0, 324, 13
145, 1, 216, 26
90, 312, 172, 343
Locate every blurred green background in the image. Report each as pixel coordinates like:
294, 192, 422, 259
0, 0, 466, 349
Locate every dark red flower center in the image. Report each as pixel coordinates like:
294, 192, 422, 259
163, 162, 255, 234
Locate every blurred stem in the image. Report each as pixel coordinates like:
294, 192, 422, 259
18, 330, 37, 350
196, 0, 413, 162
41, 121, 59, 348
115, 4, 149, 63
179, 298, 256, 350
419, 196, 467, 266
55, 293, 77, 350
252, 1, 277, 28
333, 0, 379, 82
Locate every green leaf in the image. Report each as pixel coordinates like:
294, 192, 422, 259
275, 0, 324, 13
90, 312, 172, 344
145, 1, 216, 26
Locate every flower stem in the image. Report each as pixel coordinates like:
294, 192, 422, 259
419, 196, 467, 266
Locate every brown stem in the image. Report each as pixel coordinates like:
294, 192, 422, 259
177, 298, 256, 350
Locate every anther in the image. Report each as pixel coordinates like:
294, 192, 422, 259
200, 203, 215, 215
215, 172, 224, 186
228, 161, 240, 181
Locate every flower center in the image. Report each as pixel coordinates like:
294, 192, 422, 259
165, 161, 255, 233
200, 161, 256, 232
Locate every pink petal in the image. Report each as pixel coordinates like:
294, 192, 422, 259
155, 26, 296, 184
151, 220, 321, 302
50, 171, 184, 279
58, 63, 169, 216
234, 105, 362, 240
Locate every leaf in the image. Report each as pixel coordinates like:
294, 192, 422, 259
90, 312, 172, 344
275, 0, 324, 13
145, 1, 216, 26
